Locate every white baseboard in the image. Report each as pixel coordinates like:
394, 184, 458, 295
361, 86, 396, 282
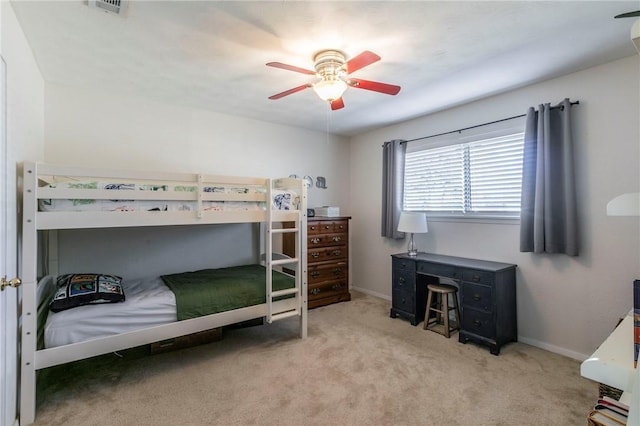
351, 286, 390, 301
517, 336, 590, 361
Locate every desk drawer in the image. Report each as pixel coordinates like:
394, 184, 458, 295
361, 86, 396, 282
462, 282, 493, 312
417, 262, 459, 280
462, 269, 494, 286
462, 309, 495, 339
392, 258, 416, 272
392, 269, 415, 291
392, 288, 415, 313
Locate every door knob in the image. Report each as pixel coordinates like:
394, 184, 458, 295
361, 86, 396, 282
1, 277, 21, 291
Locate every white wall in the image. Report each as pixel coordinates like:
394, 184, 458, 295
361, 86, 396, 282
44, 83, 351, 277
4, 3, 44, 164
44, 83, 349, 210
349, 55, 640, 360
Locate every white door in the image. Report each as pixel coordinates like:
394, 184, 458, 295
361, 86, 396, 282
0, 54, 18, 426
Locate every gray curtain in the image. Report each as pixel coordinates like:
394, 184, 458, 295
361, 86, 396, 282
381, 140, 406, 239
520, 98, 578, 255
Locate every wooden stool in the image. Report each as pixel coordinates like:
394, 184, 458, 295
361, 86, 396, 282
423, 284, 460, 338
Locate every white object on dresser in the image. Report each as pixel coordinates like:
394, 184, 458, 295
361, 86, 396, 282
580, 311, 639, 425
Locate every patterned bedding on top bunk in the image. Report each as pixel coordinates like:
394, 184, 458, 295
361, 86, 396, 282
38, 179, 298, 212
44, 265, 296, 348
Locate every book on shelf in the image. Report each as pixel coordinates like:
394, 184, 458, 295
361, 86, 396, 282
588, 397, 629, 426
634, 279, 639, 368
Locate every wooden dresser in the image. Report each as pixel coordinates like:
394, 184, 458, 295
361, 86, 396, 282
284, 216, 351, 309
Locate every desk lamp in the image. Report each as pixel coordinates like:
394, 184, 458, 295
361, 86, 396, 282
397, 212, 428, 256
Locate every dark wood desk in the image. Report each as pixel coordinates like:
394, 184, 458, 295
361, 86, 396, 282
390, 252, 517, 355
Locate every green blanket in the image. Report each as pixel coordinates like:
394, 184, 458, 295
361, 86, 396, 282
161, 264, 295, 321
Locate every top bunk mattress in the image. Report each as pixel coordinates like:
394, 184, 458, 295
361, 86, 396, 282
38, 178, 298, 212
23, 163, 306, 228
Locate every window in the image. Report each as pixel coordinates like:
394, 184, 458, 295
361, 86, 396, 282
403, 127, 525, 219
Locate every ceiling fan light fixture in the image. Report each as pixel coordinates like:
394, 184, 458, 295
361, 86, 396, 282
312, 79, 347, 102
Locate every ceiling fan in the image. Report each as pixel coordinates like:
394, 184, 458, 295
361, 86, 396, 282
614, 11, 640, 19
614, 10, 640, 53
266, 50, 401, 111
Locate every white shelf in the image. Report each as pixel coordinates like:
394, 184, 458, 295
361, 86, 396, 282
581, 311, 639, 425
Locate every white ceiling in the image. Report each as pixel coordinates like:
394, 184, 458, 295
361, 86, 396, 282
10, 1, 640, 136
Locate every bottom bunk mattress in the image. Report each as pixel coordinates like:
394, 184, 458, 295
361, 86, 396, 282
44, 265, 295, 348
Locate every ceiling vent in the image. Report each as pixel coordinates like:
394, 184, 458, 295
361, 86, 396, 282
88, 0, 128, 17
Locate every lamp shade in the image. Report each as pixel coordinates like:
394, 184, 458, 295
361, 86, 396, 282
397, 212, 428, 233
606, 192, 640, 216
313, 79, 347, 102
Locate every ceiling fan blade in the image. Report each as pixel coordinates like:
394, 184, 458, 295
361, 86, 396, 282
266, 62, 316, 75
347, 78, 401, 95
330, 98, 345, 111
614, 11, 640, 18
345, 51, 381, 74
268, 84, 312, 100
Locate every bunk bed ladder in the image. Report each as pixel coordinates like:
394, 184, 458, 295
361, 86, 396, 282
265, 179, 303, 324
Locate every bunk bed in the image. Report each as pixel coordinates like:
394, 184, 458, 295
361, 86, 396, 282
19, 161, 308, 425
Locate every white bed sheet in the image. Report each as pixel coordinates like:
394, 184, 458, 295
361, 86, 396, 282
44, 276, 177, 348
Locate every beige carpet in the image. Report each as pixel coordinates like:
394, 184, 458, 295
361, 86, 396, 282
32, 291, 597, 426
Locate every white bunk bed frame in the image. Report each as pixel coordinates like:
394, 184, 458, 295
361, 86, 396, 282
19, 161, 308, 425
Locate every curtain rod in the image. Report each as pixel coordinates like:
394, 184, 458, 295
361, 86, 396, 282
400, 100, 580, 144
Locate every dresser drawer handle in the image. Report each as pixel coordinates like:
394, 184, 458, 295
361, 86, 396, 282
473, 294, 481, 301
473, 275, 481, 282
311, 252, 320, 259
332, 250, 342, 256
473, 319, 482, 328
310, 288, 321, 295
311, 271, 320, 278
310, 226, 316, 231
310, 237, 321, 244
331, 283, 343, 290
324, 225, 331, 230
338, 224, 345, 230
398, 277, 405, 284
332, 236, 342, 242
332, 269, 342, 276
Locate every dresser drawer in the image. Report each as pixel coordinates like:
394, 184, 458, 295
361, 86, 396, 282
392, 269, 415, 291
417, 262, 459, 280
308, 232, 347, 248
308, 222, 322, 234
462, 281, 493, 312
462, 309, 495, 339
392, 288, 415, 313
462, 269, 495, 286
309, 280, 348, 301
308, 245, 347, 263
308, 220, 349, 234
309, 262, 348, 284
